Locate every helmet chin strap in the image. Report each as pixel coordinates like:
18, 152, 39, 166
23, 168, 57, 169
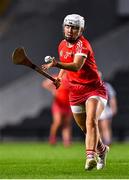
65, 36, 79, 44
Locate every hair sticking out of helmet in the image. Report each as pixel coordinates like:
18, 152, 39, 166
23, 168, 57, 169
63, 14, 85, 29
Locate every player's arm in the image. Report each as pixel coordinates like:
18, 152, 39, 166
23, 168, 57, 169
42, 55, 86, 72
58, 69, 66, 79
56, 55, 86, 71
51, 69, 66, 89
41, 79, 56, 94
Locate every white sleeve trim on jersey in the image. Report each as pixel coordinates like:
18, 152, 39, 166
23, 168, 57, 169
75, 53, 87, 58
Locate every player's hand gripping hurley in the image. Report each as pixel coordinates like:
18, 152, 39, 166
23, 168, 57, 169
12, 47, 57, 82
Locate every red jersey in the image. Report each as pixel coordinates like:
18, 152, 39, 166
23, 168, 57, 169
58, 36, 107, 105
52, 75, 71, 115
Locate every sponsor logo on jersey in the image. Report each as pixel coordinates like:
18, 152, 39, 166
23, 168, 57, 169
60, 50, 63, 57
64, 51, 73, 59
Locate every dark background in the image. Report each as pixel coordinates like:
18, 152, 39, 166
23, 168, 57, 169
0, 0, 129, 142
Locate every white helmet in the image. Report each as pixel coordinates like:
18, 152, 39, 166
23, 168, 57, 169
63, 14, 85, 29
79, 16, 85, 29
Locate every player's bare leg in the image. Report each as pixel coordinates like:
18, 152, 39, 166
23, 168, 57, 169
72, 98, 109, 170
49, 113, 62, 145
62, 124, 72, 147
85, 98, 102, 170
73, 112, 86, 133
99, 119, 112, 146
86, 97, 110, 170
89, 98, 109, 170
62, 115, 72, 147
73, 110, 97, 170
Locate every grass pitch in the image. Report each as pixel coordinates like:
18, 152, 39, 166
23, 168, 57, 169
0, 141, 129, 179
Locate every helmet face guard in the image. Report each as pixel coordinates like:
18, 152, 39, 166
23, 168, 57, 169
63, 14, 85, 43
64, 18, 80, 28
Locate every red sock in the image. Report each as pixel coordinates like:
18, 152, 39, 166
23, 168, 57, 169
86, 149, 96, 159
49, 136, 56, 145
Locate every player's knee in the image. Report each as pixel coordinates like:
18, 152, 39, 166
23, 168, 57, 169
86, 118, 97, 128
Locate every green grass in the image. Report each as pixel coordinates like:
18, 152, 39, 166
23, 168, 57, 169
0, 141, 129, 179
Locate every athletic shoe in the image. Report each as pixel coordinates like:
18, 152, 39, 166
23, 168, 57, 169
85, 157, 97, 170
97, 145, 109, 170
